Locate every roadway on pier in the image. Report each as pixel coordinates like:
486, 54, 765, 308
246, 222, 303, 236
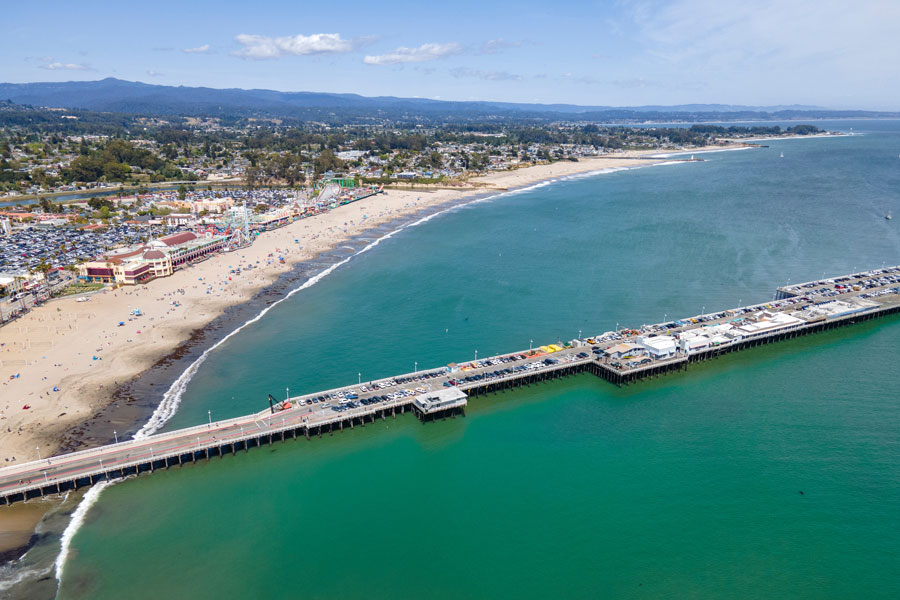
3, 265, 900, 500
0, 349, 586, 496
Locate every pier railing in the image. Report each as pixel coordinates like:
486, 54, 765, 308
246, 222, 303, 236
3, 268, 900, 506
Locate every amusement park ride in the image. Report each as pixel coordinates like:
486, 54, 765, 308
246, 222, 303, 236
196, 199, 253, 251
193, 180, 381, 251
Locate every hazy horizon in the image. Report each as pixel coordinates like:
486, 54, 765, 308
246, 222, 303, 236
3, 0, 898, 111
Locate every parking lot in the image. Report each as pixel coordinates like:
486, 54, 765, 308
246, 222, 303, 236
0, 223, 185, 273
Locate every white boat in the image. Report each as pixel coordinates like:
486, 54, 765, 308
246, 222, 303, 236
887, 212, 893, 221
780, 152, 784, 158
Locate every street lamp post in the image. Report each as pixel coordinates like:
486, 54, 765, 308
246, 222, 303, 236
208, 410, 212, 428
414, 361, 418, 374
358, 372, 361, 386
36, 446, 41, 461
529, 339, 533, 353
113, 430, 118, 445
578, 329, 582, 340
474, 350, 478, 361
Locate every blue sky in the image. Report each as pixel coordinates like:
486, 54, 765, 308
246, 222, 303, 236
3, 0, 898, 109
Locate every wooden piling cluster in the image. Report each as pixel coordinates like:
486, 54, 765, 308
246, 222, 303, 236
462, 362, 588, 396
1, 399, 453, 505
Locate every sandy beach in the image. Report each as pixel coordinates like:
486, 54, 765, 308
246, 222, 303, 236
0, 147, 737, 467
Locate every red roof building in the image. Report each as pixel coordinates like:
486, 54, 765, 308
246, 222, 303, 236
159, 231, 198, 246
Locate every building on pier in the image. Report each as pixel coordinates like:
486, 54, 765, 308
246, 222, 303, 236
604, 342, 644, 359
734, 311, 803, 337
638, 335, 677, 359
413, 388, 467, 415
5, 267, 900, 507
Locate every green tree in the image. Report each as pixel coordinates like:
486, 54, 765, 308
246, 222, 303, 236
102, 162, 131, 181
244, 165, 261, 190
314, 148, 343, 176
36, 258, 52, 274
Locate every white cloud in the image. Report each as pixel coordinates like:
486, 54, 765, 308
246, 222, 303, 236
234, 33, 352, 59
40, 61, 92, 71
559, 73, 604, 86
477, 38, 521, 54
449, 67, 521, 82
364, 43, 462, 65
146, 69, 164, 77
183, 44, 211, 54
610, 77, 654, 89
625, 0, 900, 107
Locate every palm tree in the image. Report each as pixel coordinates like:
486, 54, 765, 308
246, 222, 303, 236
14, 274, 27, 313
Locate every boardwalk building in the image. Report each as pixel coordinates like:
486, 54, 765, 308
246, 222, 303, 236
159, 232, 227, 268
79, 232, 224, 285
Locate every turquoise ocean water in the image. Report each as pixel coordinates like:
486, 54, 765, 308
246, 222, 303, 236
16, 122, 900, 598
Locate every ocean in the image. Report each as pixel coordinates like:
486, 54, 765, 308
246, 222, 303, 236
6, 120, 900, 599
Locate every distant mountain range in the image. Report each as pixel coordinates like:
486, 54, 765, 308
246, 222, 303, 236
0, 78, 891, 123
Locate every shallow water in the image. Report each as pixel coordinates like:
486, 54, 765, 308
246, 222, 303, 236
16, 120, 900, 599
58, 323, 900, 599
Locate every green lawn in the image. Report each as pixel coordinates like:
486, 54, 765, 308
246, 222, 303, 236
54, 281, 106, 297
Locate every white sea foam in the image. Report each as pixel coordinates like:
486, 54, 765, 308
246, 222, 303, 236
137, 158, 699, 438
45, 155, 704, 585
134, 199, 488, 437
0, 564, 54, 593
41, 207, 466, 590
55, 481, 111, 582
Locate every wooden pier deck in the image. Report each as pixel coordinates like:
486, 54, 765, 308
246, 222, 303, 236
3, 266, 900, 506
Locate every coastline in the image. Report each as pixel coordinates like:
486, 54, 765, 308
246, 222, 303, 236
0, 144, 744, 557
729, 132, 852, 143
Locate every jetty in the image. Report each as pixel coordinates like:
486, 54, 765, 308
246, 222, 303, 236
3, 266, 900, 506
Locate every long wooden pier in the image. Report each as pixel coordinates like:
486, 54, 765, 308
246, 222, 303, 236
3, 266, 900, 506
